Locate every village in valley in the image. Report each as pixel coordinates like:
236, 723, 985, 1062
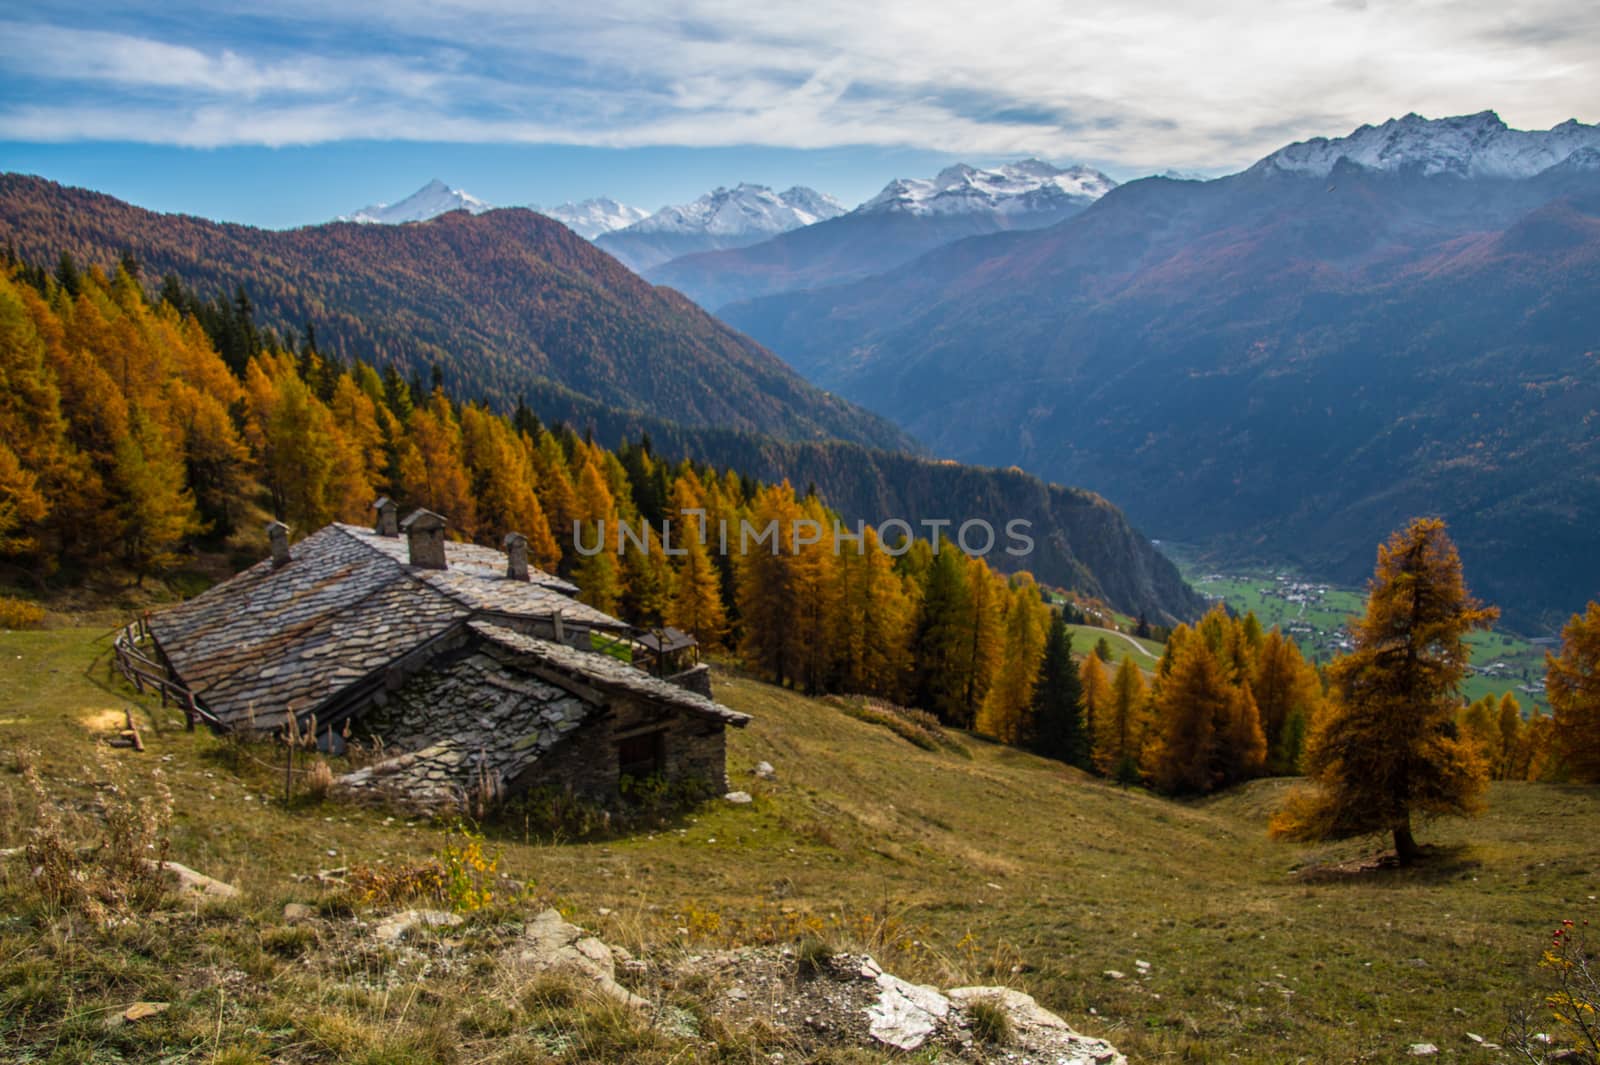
1189, 569, 1554, 709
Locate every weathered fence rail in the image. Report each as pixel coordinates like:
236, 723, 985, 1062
112, 614, 221, 732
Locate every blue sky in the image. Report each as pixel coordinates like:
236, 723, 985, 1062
2, 0, 1597, 228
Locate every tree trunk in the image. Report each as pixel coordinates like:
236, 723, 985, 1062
1393, 818, 1420, 865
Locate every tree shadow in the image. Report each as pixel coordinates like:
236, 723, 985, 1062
1292, 842, 1481, 884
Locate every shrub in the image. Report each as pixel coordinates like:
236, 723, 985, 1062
0, 596, 45, 629
347, 823, 504, 914
20, 757, 173, 918
830, 695, 970, 756
303, 758, 335, 799
1505, 918, 1599, 1063
966, 995, 1014, 1045
795, 935, 835, 977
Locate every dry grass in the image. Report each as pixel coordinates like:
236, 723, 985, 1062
1, 627, 1597, 1064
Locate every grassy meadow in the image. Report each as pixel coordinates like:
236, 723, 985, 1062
1, 625, 1595, 1064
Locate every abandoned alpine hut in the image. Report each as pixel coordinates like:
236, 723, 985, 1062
144, 499, 749, 813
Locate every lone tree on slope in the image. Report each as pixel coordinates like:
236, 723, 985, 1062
1272, 517, 1496, 865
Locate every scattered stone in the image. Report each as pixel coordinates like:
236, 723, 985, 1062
1408, 1044, 1440, 1056
145, 860, 239, 899
724, 790, 753, 804
867, 972, 950, 1051
375, 909, 462, 943
859, 956, 884, 980
510, 908, 648, 1009
1103, 969, 1126, 980
754, 761, 776, 780
1465, 1033, 1484, 1044
283, 903, 315, 924
1135, 959, 1151, 972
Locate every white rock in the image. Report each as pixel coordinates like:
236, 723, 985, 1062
145, 859, 239, 899
512, 908, 648, 1009
867, 972, 950, 1051
948, 987, 1127, 1064
375, 909, 461, 943
724, 791, 753, 804
1407, 1044, 1440, 1056
754, 761, 776, 780
1103, 969, 1126, 980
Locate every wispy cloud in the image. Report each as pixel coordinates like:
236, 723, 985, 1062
1, 0, 1595, 170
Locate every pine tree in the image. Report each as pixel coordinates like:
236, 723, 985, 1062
1030, 614, 1088, 765
572, 458, 621, 615
1547, 601, 1600, 784
1144, 634, 1265, 794
913, 545, 976, 724
1272, 518, 1496, 863
1250, 629, 1323, 774
1079, 652, 1112, 758
1095, 656, 1150, 783
666, 526, 727, 648
976, 576, 1048, 744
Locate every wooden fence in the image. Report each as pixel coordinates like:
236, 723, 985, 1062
112, 614, 220, 732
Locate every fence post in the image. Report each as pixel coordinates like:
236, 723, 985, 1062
185, 691, 197, 732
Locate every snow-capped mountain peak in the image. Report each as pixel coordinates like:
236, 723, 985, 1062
858, 159, 1117, 216
540, 198, 649, 239
621, 184, 845, 237
1253, 111, 1600, 180
339, 179, 492, 224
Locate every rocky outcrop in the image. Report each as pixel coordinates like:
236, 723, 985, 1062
509, 908, 648, 1009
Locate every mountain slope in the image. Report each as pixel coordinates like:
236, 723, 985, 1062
595, 183, 844, 271
0, 173, 911, 450
721, 115, 1600, 627
648, 160, 1114, 311
520, 388, 1204, 623
339, 179, 492, 224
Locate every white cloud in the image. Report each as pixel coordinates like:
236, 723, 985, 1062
0, 0, 1595, 169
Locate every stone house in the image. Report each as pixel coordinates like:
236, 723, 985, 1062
148, 501, 748, 813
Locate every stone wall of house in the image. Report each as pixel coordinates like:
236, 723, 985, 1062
667, 663, 713, 698
510, 693, 730, 803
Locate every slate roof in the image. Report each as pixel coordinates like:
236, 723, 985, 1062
334, 642, 596, 812
149, 523, 622, 731
334, 623, 746, 811
469, 622, 750, 727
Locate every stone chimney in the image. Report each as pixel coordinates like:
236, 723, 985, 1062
400, 509, 448, 570
504, 532, 530, 581
372, 496, 399, 536
266, 520, 291, 568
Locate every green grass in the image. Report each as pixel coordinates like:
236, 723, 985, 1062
2, 627, 1597, 1063
1063, 623, 1164, 672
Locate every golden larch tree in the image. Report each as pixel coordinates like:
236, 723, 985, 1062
1547, 601, 1600, 784
1272, 518, 1496, 864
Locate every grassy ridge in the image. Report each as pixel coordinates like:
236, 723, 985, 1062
2, 627, 1596, 1063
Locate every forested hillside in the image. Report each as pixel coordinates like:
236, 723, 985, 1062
0, 174, 911, 451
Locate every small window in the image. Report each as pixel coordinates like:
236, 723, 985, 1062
617, 730, 664, 781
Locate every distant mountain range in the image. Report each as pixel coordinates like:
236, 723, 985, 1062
717, 111, 1600, 628
647, 160, 1117, 311
339, 179, 492, 224
541, 198, 650, 239
594, 184, 846, 271
332, 161, 1118, 302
